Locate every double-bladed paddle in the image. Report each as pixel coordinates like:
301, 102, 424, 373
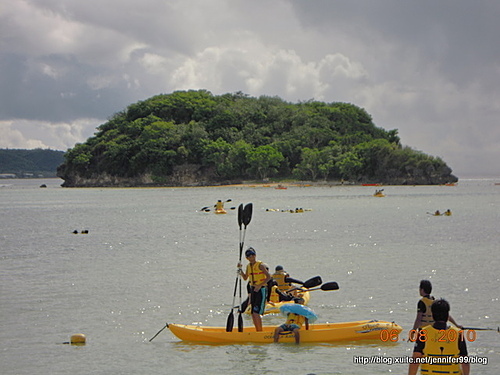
301, 281, 339, 292
226, 203, 253, 332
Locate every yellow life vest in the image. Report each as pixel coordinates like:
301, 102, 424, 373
246, 261, 267, 286
269, 285, 280, 303
285, 312, 306, 328
420, 325, 462, 374
272, 270, 291, 291
215, 201, 224, 210
420, 296, 435, 327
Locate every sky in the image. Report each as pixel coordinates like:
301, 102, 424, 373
1, 0, 499, 178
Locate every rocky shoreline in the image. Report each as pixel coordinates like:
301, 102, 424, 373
59, 175, 459, 188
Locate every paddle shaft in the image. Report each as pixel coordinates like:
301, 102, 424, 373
149, 323, 169, 342
462, 327, 500, 332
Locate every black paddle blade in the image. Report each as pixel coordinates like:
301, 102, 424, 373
285, 276, 304, 285
237, 313, 244, 332
243, 203, 253, 227
321, 281, 339, 291
238, 204, 244, 228
226, 311, 234, 332
303, 276, 322, 289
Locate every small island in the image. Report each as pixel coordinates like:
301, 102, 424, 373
56, 90, 457, 187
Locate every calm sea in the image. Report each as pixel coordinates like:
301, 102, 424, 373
1, 178, 499, 375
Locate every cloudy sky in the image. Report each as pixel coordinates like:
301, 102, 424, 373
1, 0, 499, 178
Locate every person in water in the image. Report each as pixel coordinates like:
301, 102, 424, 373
238, 247, 271, 331
411, 280, 461, 331
273, 297, 309, 344
408, 298, 470, 375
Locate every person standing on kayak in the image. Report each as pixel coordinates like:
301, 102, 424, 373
411, 280, 461, 331
238, 247, 271, 331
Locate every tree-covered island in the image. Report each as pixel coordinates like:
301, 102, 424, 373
57, 90, 458, 187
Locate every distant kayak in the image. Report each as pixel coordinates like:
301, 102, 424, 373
265, 208, 313, 213
428, 210, 452, 216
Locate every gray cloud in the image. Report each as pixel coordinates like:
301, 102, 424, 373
0, 0, 498, 177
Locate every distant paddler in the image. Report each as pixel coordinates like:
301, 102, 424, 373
200, 199, 235, 213
214, 199, 227, 214
444, 209, 452, 216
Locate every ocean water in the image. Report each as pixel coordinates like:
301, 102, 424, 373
1, 178, 499, 374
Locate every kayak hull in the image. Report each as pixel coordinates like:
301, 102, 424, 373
168, 320, 402, 344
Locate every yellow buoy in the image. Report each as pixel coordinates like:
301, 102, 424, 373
70, 333, 86, 345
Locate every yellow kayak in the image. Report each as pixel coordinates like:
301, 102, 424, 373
168, 320, 403, 343
214, 209, 227, 214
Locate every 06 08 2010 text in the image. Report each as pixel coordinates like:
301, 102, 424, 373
378, 328, 476, 342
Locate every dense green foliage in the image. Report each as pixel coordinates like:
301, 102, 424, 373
57, 90, 457, 186
0, 149, 65, 177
